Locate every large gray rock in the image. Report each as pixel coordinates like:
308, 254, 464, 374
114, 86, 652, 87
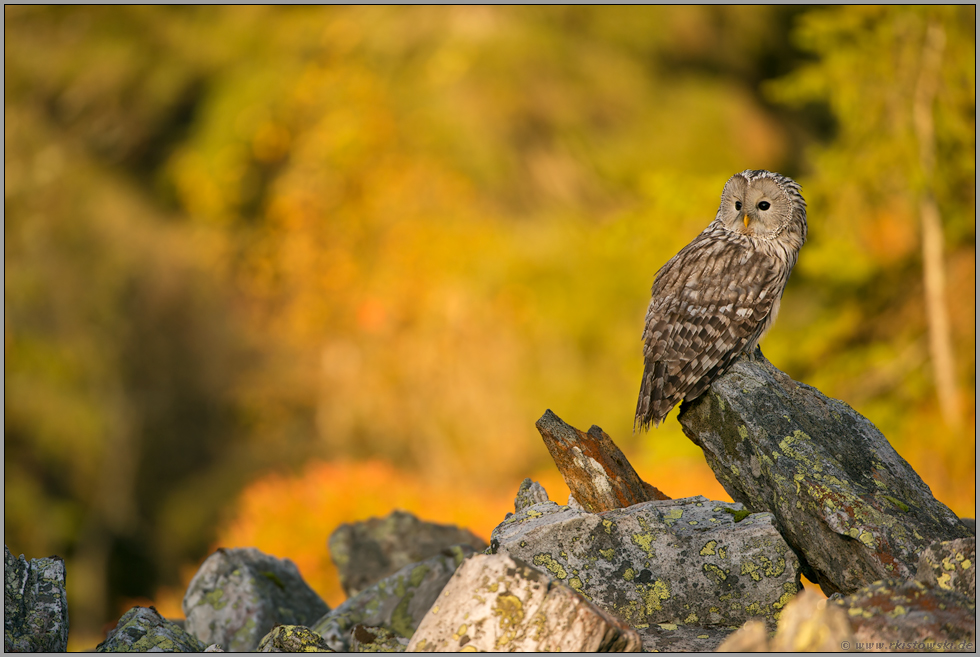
313, 545, 473, 652
406, 552, 642, 652
183, 547, 329, 652
329, 510, 487, 597
96, 606, 205, 652
679, 349, 972, 595
490, 495, 801, 638
4, 545, 69, 652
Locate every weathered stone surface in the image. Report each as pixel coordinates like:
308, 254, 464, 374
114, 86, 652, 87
313, 545, 473, 652
406, 552, 642, 652
718, 589, 855, 652
255, 624, 334, 652
183, 547, 329, 652
915, 537, 975, 601
490, 495, 801, 630
4, 545, 69, 653
514, 478, 551, 513
96, 606, 205, 652
634, 623, 736, 652
832, 579, 976, 652
536, 410, 669, 513
349, 624, 409, 652
329, 510, 487, 598
769, 589, 854, 652
679, 349, 972, 595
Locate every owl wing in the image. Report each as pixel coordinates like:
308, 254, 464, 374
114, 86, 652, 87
635, 230, 786, 429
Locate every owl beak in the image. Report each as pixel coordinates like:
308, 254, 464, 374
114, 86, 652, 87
743, 214, 751, 228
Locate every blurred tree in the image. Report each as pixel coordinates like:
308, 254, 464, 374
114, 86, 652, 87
765, 5, 975, 497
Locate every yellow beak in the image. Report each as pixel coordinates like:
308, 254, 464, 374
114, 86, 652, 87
743, 214, 751, 228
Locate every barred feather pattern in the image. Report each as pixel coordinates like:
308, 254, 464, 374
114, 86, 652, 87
635, 170, 807, 430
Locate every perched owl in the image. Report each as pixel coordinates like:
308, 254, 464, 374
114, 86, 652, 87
635, 169, 807, 430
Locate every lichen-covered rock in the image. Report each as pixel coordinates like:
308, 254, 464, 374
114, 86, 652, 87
634, 623, 737, 652
832, 579, 976, 651
679, 350, 973, 596
255, 624, 334, 652
915, 537, 975, 601
718, 589, 854, 652
183, 547, 329, 652
313, 545, 473, 651
490, 495, 801, 634
406, 552, 642, 652
349, 625, 409, 652
514, 478, 551, 513
4, 545, 69, 652
329, 510, 488, 598
96, 606, 205, 652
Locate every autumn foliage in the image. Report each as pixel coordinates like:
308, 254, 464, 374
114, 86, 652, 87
4, 6, 974, 648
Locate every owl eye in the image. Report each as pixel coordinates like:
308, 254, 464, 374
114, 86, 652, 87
735, 201, 742, 211
758, 201, 771, 211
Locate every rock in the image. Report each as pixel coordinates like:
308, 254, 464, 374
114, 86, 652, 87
204, 645, 225, 652
718, 589, 854, 652
255, 625, 334, 652
183, 547, 329, 652
349, 624, 409, 652
634, 623, 737, 652
313, 545, 473, 652
96, 606, 205, 652
915, 537, 976, 600
406, 552, 642, 652
329, 510, 488, 598
514, 478, 550, 513
832, 579, 976, 651
535, 410, 669, 513
678, 349, 973, 595
490, 495, 801, 635
4, 545, 69, 652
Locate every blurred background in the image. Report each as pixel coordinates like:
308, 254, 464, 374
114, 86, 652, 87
4, 6, 975, 649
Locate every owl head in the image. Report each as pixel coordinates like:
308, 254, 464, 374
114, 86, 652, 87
715, 169, 807, 247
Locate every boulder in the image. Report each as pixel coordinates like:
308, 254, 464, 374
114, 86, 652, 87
4, 545, 69, 652
255, 625, 334, 652
96, 606, 205, 652
329, 510, 488, 597
490, 495, 801, 639
406, 552, 642, 652
679, 349, 972, 595
183, 547, 329, 652
915, 537, 976, 601
313, 545, 473, 651
831, 579, 976, 651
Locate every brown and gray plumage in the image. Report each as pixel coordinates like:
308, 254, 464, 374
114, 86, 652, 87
635, 169, 807, 430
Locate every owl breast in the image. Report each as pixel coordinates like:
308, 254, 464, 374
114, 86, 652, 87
635, 170, 806, 430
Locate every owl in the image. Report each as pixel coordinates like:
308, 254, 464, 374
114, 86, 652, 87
635, 169, 807, 430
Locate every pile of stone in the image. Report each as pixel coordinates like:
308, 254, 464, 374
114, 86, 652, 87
5, 351, 975, 652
